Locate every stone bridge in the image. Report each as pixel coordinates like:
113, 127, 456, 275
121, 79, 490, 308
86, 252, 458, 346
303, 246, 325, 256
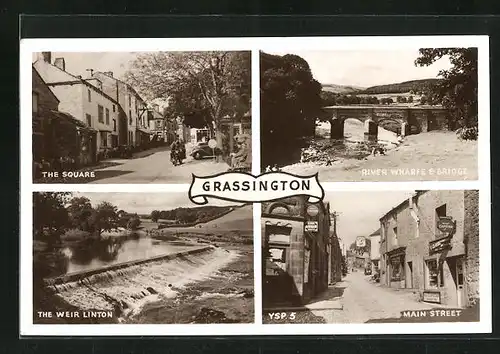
321, 105, 452, 141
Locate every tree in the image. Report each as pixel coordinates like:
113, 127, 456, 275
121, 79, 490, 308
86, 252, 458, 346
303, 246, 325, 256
124, 51, 251, 149
127, 214, 141, 230
415, 48, 478, 130
33, 192, 71, 243
151, 210, 160, 223
260, 52, 322, 167
407, 95, 414, 103
92, 201, 119, 236
67, 196, 94, 231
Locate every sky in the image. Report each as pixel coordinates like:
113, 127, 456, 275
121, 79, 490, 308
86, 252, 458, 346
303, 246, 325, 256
325, 190, 415, 247
72, 192, 239, 214
32, 52, 138, 80
265, 49, 453, 87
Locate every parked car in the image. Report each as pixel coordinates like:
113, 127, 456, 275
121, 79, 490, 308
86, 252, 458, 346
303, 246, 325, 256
190, 142, 222, 159
364, 268, 372, 275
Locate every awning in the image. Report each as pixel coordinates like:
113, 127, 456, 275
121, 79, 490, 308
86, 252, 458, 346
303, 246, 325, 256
386, 246, 406, 257
49, 110, 97, 132
98, 128, 113, 133
136, 127, 151, 134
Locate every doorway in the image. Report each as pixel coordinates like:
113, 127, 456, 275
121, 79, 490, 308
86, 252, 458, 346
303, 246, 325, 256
448, 256, 466, 308
407, 261, 413, 288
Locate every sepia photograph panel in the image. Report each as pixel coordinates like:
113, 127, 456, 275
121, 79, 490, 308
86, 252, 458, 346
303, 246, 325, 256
32, 51, 251, 184
262, 190, 479, 324
33, 192, 254, 324
260, 48, 479, 181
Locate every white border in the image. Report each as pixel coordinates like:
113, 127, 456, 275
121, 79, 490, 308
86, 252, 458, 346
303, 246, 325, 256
20, 35, 491, 336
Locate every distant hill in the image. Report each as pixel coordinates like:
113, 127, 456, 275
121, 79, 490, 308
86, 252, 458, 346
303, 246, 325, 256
361, 78, 441, 95
322, 83, 365, 94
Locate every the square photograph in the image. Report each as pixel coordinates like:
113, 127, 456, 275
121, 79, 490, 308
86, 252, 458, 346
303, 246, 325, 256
260, 48, 479, 181
32, 192, 254, 324
32, 51, 251, 183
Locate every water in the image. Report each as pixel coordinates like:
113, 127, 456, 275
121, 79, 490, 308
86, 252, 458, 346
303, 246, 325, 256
63, 237, 195, 274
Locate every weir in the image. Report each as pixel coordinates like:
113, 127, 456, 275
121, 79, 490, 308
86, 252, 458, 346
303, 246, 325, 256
44, 245, 214, 289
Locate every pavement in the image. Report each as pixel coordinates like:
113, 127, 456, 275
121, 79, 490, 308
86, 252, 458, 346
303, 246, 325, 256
90, 147, 229, 184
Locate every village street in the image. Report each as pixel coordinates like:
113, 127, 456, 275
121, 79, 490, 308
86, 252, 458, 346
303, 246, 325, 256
301, 271, 444, 324
90, 148, 229, 184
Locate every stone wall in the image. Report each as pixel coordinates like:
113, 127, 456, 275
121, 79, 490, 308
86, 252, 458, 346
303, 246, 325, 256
464, 190, 480, 306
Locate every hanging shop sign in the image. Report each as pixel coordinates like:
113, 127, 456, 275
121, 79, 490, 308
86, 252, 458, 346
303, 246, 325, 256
356, 236, 366, 248
429, 235, 452, 254
305, 221, 319, 232
437, 216, 456, 234
306, 204, 319, 217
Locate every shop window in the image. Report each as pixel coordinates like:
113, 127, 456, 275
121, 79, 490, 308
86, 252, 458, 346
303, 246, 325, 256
390, 256, 403, 281
86, 114, 92, 127
98, 105, 104, 123
105, 108, 110, 125
425, 259, 444, 289
32, 92, 39, 113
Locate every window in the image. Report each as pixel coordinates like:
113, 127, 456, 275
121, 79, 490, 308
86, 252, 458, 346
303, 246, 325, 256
86, 114, 92, 127
113, 119, 117, 132
97, 105, 104, 123
88, 89, 91, 102
100, 131, 107, 147
129, 95, 131, 107
113, 104, 116, 112
425, 259, 444, 289
393, 226, 398, 246
129, 110, 132, 125
105, 108, 110, 125
436, 204, 447, 218
32, 92, 39, 113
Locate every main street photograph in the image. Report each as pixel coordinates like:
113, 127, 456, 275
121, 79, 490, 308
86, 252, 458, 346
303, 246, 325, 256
262, 190, 479, 324
32, 192, 254, 324
260, 48, 479, 181
32, 51, 251, 184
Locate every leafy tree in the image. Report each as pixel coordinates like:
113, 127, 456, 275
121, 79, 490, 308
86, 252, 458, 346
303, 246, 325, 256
260, 52, 322, 167
33, 192, 71, 244
124, 51, 251, 150
93, 201, 119, 236
151, 210, 160, 223
127, 214, 141, 230
67, 196, 94, 231
407, 95, 414, 103
415, 48, 478, 130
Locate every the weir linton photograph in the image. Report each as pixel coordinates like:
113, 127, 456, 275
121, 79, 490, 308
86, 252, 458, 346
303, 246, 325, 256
33, 192, 254, 324
32, 51, 251, 183
260, 48, 479, 181
262, 190, 479, 324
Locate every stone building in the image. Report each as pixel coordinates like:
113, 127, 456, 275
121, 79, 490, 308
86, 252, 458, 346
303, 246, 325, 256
261, 196, 341, 307
92, 71, 150, 147
34, 53, 122, 158
379, 190, 479, 308
369, 228, 381, 272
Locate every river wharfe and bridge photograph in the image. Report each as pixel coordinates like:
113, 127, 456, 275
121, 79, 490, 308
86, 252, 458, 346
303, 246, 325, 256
33, 192, 254, 324
260, 48, 479, 181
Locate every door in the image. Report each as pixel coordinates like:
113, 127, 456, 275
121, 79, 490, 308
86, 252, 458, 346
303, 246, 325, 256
456, 258, 466, 307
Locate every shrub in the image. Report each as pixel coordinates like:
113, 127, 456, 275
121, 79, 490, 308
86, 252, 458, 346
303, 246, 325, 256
456, 126, 478, 141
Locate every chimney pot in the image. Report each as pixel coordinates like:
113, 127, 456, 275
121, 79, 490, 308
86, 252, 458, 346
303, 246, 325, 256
41, 52, 52, 63
106, 71, 114, 77
54, 57, 66, 71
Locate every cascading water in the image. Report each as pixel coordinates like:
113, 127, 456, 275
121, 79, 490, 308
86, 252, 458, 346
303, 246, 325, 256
45, 247, 240, 319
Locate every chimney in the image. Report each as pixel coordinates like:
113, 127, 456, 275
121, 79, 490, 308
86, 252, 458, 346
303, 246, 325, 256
54, 57, 66, 71
40, 52, 51, 63
153, 103, 160, 112
105, 71, 114, 77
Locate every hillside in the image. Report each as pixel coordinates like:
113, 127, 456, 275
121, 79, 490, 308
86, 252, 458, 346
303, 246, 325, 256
197, 204, 253, 231
361, 78, 441, 94
322, 83, 364, 94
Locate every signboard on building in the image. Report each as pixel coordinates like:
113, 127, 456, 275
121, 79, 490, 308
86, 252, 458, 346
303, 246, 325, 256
423, 291, 441, 304
356, 236, 366, 248
306, 204, 319, 217
437, 216, 455, 234
429, 235, 452, 254
305, 221, 318, 232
